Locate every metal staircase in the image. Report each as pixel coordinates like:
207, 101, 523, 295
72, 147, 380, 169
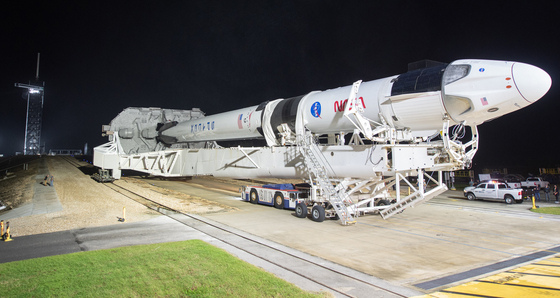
297, 132, 357, 225
379, 184, 447, 219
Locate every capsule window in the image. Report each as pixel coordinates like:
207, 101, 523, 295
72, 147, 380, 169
390, 64, 447, 96
443, 65, 471, 86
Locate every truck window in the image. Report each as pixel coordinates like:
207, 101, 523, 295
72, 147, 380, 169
498, 184, 506, 189
477, 184, 486, 189
487, 184, 496, 189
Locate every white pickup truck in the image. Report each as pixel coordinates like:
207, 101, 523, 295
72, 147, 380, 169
521, 177, 549, 189
463, 181, 524, 204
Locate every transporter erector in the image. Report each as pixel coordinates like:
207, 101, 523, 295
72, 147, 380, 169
94, 59, 551, 224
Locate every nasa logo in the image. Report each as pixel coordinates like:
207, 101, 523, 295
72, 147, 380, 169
311, 102, 321, 118
479, 68, 485, 72
191, 121, 215, 133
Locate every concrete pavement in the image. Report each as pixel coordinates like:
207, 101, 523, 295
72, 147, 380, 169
0, 158, 62, 221
3, 172, 560, 297
146, 178, 560, 292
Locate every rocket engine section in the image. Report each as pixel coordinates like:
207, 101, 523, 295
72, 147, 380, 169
103, 107, 208, 154
157, 59, 551, 147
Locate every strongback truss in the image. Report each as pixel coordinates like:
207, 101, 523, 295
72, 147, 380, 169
94, 119, 477, 223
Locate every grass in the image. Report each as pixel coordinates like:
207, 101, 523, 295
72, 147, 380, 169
0, 240, 328, 298
530, 207, 560, 215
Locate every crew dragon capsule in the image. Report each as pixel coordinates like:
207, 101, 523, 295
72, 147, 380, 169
157, 59, 551, 146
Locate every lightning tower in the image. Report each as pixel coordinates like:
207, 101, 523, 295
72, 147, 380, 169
15, 53, 45, 155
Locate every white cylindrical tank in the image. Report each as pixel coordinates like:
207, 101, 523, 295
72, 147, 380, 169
160, 105, 264, 143
157, 59, 551, 145
300, 78, 390, 134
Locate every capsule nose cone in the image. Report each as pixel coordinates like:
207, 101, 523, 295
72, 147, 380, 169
512, 63, 552, 102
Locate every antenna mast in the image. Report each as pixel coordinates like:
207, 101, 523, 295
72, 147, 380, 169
36, 53, 40, 80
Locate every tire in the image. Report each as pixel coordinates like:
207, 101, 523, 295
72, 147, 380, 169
311, 205, 326, 222
467, 193, 476, 201
377, 199, 390, 206
504, 195, 514, 204
274, 192, 284, 209
515, 199, 523, 204
249, 189, 259, 204
295, 202, 308, 218
325, 204, 340, 220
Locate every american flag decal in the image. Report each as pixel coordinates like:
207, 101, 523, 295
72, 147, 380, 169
238, 114, 243, 129
480, 97, 489, 106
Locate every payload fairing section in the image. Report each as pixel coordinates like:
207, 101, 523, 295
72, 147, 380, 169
94, 59, 551, 224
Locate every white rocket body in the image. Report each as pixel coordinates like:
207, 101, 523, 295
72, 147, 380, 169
159, 59, 551, 145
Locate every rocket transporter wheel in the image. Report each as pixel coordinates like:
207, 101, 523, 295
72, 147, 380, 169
295, 202, 308, 218
249, 189, 259, 204
311, 205, 326, 222
274, 192, 284, 209
325, 204, 339, 220
377, 199, 390, 206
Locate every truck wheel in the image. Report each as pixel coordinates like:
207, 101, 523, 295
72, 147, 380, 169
311, 205, 326, 222
377, 199, 390, 206
467, 193, 476, 201
274, 192, 284, 209
504, 195, 514, 204
515, 199, 523, 204
295, 202, 307, 218
249, 189, 259, 204
325, 204, 340, 220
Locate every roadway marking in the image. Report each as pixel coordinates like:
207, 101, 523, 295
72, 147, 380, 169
413, 255, 560, 297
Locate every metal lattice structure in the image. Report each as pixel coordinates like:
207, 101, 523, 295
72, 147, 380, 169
15, 82, 44, 155
15, 53, 45, 155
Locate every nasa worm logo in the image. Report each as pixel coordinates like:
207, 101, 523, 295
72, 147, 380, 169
311, 102, 322, 118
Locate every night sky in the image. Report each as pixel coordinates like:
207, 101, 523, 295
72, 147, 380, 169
1, 1, 558, 170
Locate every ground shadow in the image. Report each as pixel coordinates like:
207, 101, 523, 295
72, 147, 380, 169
78, 166, 98, 175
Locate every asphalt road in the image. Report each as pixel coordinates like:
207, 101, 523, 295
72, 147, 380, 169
0, 216, 206, 264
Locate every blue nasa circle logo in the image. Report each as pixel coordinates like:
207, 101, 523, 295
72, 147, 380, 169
310, 102, 321, 118
479, 68, 485, 72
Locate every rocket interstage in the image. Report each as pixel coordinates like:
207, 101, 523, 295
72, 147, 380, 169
157, 59, 551, 146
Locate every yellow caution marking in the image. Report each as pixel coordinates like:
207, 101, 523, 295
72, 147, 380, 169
413, 293, 471, 298
413, 256, 560, 298
442, 281, 559, 297
480, 271, 560, 289
532, 261, 560, 268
